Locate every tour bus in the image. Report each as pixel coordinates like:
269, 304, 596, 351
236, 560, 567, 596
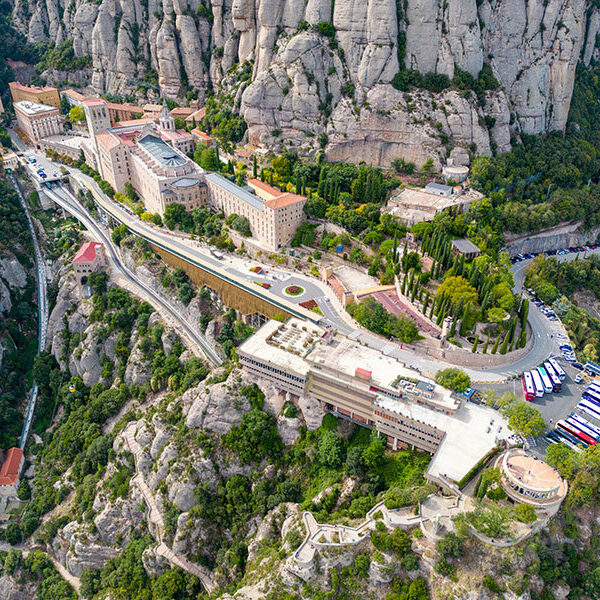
522, 372, 535, 402
543, 362, 562, 392
571, 413, 600, 439
578, 399, 600, 421
531, 369, 545, 397
548, 430, 582, 453
557, 421, 595, 447
537, 366, 553, 394
565, 416, 600, 442
582, 387, 600, 405
587, 381, 600, 396
554, 426, 589, 449
548, 358, 566, 381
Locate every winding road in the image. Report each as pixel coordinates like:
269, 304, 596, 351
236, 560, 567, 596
43, 185, 224, 366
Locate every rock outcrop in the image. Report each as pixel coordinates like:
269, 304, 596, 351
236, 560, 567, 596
11, 0, 599, 166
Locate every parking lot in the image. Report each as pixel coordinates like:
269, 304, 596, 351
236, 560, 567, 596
23, 150, 67, 185
474, 359, 590, 459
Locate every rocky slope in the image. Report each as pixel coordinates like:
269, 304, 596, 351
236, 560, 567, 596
11, 0, 600, 167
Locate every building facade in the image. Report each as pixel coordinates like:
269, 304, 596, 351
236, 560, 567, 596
14, 101, 63, 143
72, 241, 105, 279
239, 318, 511, 487
9, 82, 60, 108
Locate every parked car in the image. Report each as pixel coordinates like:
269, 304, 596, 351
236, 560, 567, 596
572, 362, 584, 370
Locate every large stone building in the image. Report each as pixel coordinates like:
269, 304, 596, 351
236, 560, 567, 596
72, 241, 105, 280
84, 100, 306, 251
14, 101, 63, 143
9, 81, 60, 108
238, 318, 510, 489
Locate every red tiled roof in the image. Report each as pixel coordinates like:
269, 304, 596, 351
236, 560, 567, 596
114, 117, 154, 128
170, 107, 193, 116
96, 132, 121, 150
10, 81, 57, 94
73, 241, 103, 264
0, 448, 23, 486
191, 128, 213, 141
265, 193, 306, 210
83, 98, 107, 107
248, 178, 281, 197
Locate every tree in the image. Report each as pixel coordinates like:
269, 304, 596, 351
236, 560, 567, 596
318, 430, 344, 468
499, 330, 510, 355
111, 224, 128, 246
199, 147, 219, 170
435, 532, 464, 559
69, 105, 85, 123
503, 401, 545, 437
546, 442, 576, 478
514, 503, 537, 523
435, 368, 470, 393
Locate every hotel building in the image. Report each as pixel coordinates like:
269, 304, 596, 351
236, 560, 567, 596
84, 100, 306, 251
238, 318, 510, 488
14, 101, 64, 143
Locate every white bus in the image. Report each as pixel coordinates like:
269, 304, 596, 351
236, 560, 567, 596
522, 372, 535, 401
566, 416, 600, 441
579, 399, 600, 420
572, 413, 600, 439
537, 367, 553, 394
543, 362, 562, 392
531, 369, 545, 397
583, 387, 600, 405
548, 358, 566, 381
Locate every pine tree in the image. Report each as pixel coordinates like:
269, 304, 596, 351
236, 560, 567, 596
471, 334, 479, 353
491, 336, 500, 354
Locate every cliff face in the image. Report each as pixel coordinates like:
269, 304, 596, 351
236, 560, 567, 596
11, 0, 599, 166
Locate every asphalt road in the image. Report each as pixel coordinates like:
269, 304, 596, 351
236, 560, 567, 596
45, 185, 224, 366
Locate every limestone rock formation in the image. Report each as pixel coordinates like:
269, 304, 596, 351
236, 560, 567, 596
11, 0, 599, 166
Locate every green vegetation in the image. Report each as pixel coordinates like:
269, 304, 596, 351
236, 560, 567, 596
347, 296, 421, 343
434, 368, 470, 393
35, 40, 92, 73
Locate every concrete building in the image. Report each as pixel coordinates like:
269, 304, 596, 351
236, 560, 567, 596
386, 185, 482, 226
238, 318, 509, 488
451, 239, 481, 260
0, 448, 24, 498
0, 147, 19, 171
9, 81, 60, 108
40, 134, 87, 160
14, 101, 63, 143
72, 241, 105, 280
497, 449, 567, 508
191, 128, 215, 147
60, 89, 87, 106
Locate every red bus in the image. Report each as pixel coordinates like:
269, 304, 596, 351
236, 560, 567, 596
522, 372, 535, 401
557, 420, 597, 446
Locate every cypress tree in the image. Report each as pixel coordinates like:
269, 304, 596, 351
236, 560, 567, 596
517, 329, 527, 348
423, 295, 430, 314
401, 275, 407, 296
508, 316, 517, 345
392, 233, 398, 265
499, 331, 510, 355
459, 302, 471, 337
471, 334, 479, 353
482, 334, 490, 354
260, 168, 265, 182
270, 170, 274, 185
491, 336, 500, 354
429, 297, 437, 319
449, 317, 457, 337
520, 298, 529, 327
469, 264, 479, 287
253, 155, 258, 178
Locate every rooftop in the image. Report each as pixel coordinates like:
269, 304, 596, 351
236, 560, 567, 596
14, 100, 57, 115
425, 182, 454, 194
504, 452, 563, 492
42, 134, 87, 149
83, 98, 107, 107
10, 81, 57, 94
376, 394, 509, 483
96, 131, 122, 150
239, 318, 324, 377
451, 238, 481, 254
170, 107, 194, 116
0, 447, 23, 486
73, 241, 103, 263
138, 134, 187, 166
171, 176, 201, 188
205, 172, 265, 211
265, 193, 306, 210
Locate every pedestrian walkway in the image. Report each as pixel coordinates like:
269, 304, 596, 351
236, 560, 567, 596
123, 423, 215, 591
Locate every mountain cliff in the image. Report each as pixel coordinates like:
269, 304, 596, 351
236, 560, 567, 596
10, 0, 600, 166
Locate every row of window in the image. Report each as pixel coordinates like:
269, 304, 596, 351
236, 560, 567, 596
239, 355, 305, 384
